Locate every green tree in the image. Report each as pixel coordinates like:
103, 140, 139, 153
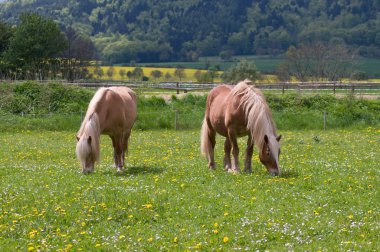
4, 13, 68, 79
132, 67, 143, 81
150, 70, 163, 81
164, 72, 172, 81
119, 69, 126, 80
174, 67, 186, 81
0, 21, 12, 54
106, 66, 115, 79
94, 66, 104, 79
222, 60, 260, 83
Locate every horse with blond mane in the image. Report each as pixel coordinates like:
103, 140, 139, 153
201, 79, 281, 175
76, 86, 137, 173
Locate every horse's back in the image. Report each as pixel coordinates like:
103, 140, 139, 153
97, 87, 137, 135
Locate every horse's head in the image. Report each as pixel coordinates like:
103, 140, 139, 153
76, 135, 95, 174
259, 134, 281, 176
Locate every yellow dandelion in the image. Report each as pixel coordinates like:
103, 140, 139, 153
348, 214, 354, 219
173, 237, 178, 243
95, 244, 101, 247
224, 212, 229, 216
142, 204, 153, 209
81, 222, 86, 227
214, 222, 219, 227
148, 237, 154, 242
223, 236, 229, 243
213, 229, 219, 234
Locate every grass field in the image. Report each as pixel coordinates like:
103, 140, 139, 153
0, 128, 379, 251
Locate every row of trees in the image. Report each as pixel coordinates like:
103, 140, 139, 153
92, 66, 221, 83
0, 13, 95, 80
1, 0, 380, 63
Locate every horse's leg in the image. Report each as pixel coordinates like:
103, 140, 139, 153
113, 136, 124, 172
121, 132, 131, 169
110, 136, 118, 168
223, 138, 232, 171
208, 129, 216, 169
244, 135, 254, 173
228, 129, 240, 173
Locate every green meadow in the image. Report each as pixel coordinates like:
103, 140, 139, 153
0, 82, 379, 250
0, 128, 379, 251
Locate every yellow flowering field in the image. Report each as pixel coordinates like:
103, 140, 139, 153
89, 66, 223, 82
0, 128, 379, 250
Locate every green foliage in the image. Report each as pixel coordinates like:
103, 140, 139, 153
4, 13, 68, 72
1, 82, 379, 132
2, 1, 380, 63
222, 60, 260, 83
0, 81, 92, 115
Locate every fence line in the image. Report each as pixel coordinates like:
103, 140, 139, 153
59, 81, 380, 95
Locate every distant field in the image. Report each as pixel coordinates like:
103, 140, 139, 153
139, 56, 380, 77
89, 66, 223, 83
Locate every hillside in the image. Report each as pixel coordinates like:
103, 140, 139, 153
1, 0, 380, 64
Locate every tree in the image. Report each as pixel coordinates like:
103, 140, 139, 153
174, 67, 186, 81
222, 60, 260, 83
4, 13, 68, 79
106, 66, 115, 79
0, 21, 12, 54
132, 67, 143, 80
164, 72, 172, 81
94, 66, 104, 79
119, 69, 126, 80
150, 70, 163, 81
280, 42, 355, 81
60, 27, 96, 81
207, 66, 219, 83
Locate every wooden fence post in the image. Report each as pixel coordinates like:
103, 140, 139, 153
174, 110, 178, 130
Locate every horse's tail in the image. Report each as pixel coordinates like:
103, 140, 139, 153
200, 118, 212, 157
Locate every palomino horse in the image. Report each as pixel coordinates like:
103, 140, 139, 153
201, 79, 281, 175
76, 86, 137, 173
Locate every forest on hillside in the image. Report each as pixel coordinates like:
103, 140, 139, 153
1, 0, 380, 64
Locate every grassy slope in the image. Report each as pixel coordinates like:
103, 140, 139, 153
0, 128, 379, 251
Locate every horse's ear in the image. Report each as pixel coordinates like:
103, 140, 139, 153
87, 136, 92, 144
264, 134, 269, 144
276, 135, 282, 142
76, 136, 80, 141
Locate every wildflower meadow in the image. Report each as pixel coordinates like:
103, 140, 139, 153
0, 127, 379, 251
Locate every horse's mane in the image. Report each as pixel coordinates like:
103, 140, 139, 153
230, 79, 277, 150
77, 88, 108, 137
76, 88, 108, 162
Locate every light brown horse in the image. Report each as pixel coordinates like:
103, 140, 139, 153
201, 79, 281, 175
76, 86, 137, 173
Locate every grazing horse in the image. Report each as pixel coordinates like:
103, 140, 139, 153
201, 79, 281, 175
76, 86, 137, 173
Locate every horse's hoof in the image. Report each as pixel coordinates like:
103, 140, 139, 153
227, 168, 239, 174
